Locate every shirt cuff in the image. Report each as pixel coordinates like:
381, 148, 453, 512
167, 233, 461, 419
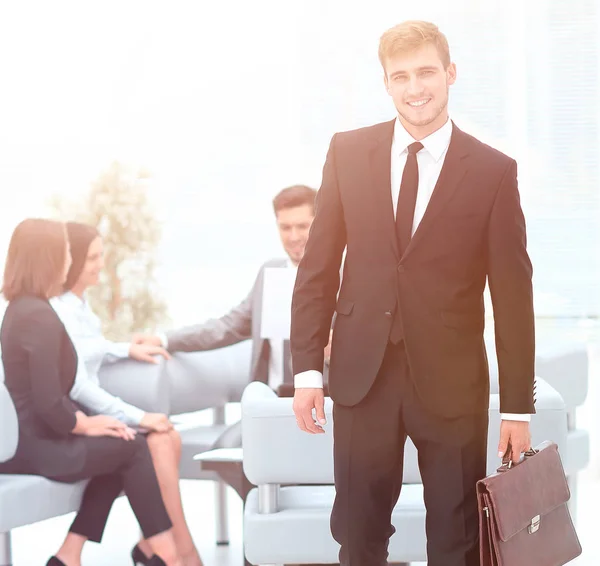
500, 413, 531, 422
120, 405, 145, 426
157, 331, 168, 349
108, 341, 131, 359
294, 370, 324, 388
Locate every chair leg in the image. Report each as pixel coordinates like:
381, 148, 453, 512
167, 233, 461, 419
213, 405, 229, 545
215, 479, 229, 545
0, 531, 12, 566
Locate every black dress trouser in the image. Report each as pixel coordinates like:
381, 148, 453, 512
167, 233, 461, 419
330, 341, 488, 566
51, 434, 171, 543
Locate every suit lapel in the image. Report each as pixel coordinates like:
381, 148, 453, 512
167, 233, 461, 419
368, 119, 399, 259
402, 123, 471, 260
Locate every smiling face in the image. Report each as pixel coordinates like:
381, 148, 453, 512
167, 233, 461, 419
383, 42, 456, 139
74, 236, 104, 291
276, 204, 314, 265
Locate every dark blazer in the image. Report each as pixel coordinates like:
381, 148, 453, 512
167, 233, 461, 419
0, 295, 84, 478
290, 120, 535, 418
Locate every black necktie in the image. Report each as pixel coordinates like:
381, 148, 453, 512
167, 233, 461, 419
389, 141, 423, 345
395, 141, 423, 256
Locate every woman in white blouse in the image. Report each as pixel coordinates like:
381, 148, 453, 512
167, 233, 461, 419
51, 222, 203, 566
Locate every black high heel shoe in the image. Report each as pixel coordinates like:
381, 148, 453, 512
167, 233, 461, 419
46, 558, 67, 566
146, 555, 167, 566
131, 544, 152, 565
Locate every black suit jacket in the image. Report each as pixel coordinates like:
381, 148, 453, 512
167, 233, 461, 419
290, 120, 535, 418
0, 295, 83, 477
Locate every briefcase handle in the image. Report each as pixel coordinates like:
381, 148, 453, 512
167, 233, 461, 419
498, 441, 538, 472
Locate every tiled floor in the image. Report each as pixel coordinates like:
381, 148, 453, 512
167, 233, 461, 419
10, 340, 600, 565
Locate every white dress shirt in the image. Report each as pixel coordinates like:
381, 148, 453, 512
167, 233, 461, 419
51, 292, 145, 425
267, 260, 297, 391
294, 118, 530, 422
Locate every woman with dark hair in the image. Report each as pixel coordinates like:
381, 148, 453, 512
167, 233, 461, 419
50, 222, 203, 566
0, 218, 181, 566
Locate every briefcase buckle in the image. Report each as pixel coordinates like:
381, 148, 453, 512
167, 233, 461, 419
528, 515, 541, 534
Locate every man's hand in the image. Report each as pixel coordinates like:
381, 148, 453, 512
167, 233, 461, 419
129, 343, 171, 364
140, 412, 173, 433
131, 333, 162, 347
498, 420, 532, 465
293, 388, 326, 434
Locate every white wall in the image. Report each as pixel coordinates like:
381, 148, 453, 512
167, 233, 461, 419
0, 0, 598, 328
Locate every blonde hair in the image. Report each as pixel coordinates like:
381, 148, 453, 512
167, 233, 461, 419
378, 20, 451, 71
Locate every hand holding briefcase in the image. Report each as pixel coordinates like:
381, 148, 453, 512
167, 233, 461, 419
476, 440, 581, 565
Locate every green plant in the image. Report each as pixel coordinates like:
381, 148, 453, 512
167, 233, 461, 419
49, 161, 169, 340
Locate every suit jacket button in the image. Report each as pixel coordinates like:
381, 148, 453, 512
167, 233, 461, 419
397, 265, 405, 273
385, 311, 392, 317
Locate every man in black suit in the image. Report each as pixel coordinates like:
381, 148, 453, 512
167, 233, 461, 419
290, 20, 535, 566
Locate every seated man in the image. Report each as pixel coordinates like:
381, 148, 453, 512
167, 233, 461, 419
134, 184, 330, 397
136, 186, 337, 566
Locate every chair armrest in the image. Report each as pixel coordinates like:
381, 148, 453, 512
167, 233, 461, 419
211, 420, 243, 449
165, 341, 253, 415
98, 357, 170, 414
241, 382, 337, 486
534, 344, 589, 412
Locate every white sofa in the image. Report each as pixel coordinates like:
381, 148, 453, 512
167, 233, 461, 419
0, 341, 252, 566
241, 379, 569, 565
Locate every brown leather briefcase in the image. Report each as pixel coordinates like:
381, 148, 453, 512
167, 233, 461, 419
476, 440, 582, 565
